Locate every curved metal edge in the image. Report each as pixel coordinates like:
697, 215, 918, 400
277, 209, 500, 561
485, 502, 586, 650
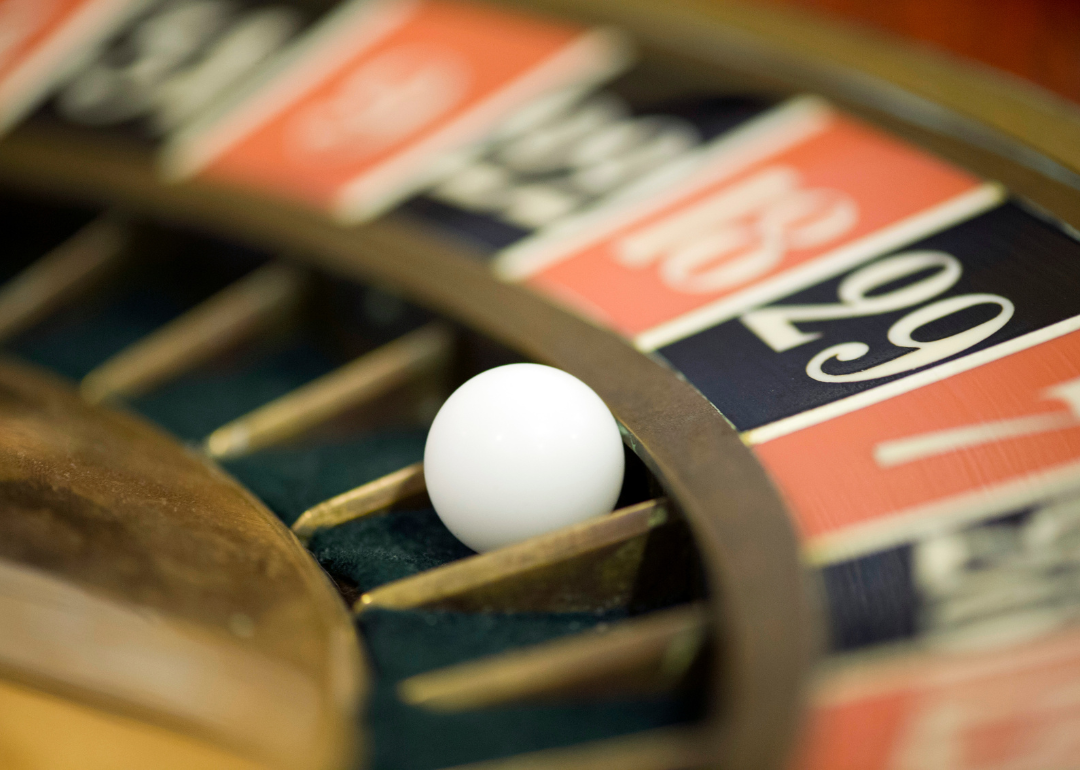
0, 129, 814, 770
0, 355, 365, 770
669, 0, 1080, 182
514, 0, 1080, 234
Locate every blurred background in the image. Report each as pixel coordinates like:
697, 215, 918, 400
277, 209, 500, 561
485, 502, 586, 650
762, 0, 1080, 102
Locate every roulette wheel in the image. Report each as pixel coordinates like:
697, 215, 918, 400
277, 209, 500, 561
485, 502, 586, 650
0, 0, 1078, 768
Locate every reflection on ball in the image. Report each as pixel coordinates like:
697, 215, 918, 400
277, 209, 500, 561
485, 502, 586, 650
424, 363, 625, 553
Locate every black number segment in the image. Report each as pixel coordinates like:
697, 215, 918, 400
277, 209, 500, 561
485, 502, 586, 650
399, 93, 776, 254
658, 201, 1080, 431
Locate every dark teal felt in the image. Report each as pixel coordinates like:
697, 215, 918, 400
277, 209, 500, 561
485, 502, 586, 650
359, 609, 692, 770
8, 242, 266, 382
223, 432, 430, 525
308, 509, 475, 591
365, 684, 692, 770
231, 440, 695, 770
224, 434, 475, 591
10, 286, 188, 379
132, 342, 337, 441
359, 608, 627, 682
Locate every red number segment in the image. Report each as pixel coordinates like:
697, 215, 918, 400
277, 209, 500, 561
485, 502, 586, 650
0, 0, 84, 80
0, 0, 140, 131
755, 327, 1080, 561
793, 627, 1080, 770
512, 102, 980, 339
168, 0, 623, 222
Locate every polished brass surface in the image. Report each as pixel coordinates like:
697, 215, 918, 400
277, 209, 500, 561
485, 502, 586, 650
0, 678, 266, 770
204, 321, 453, 459
357, 499, 672, 613
0, 359, 363, 770
292, 462, 427, 543
399, 603, 708, 710
82, 262, 306, 403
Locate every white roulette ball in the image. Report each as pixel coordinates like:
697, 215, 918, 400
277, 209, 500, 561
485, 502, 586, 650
424, 363, 625, 552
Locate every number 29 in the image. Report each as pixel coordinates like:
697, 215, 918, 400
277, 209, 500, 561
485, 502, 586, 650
740, 250, 1014, 383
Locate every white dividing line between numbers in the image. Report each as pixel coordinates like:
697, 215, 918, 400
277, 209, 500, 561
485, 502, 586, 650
0, 0, 154, 135
873, 412, 1078, 468
493, 94, 834, 281
161, 0, 420, 180
804, 458, 1080, 565
744, 313, 1080, 445
634, 183, 1004, 351
333, 27, 634, 223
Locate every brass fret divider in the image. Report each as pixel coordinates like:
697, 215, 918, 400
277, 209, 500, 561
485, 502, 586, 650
398, 602, 709, 711
81, 261, 307, 403
357, 498, 670, 614
292, 462, 427, 544
0, 215, 129, 344
204, 321, 454, 459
